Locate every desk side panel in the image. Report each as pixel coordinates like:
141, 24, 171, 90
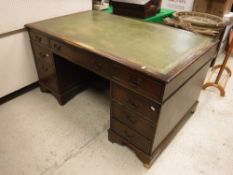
152, 61, 211, 152
163, 44, 218, 101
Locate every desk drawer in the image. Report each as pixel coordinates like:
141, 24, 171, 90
29, 31, 49, 47
112, 83, 160, 122
111, 102, 155, 140
34, 44, 51, 61
33, 44, 59, 92
50, 40, 111, 78
112, 64, 163, 101
111, 118, 151, 154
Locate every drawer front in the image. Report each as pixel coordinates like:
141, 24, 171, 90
29, 31, 49, 47
111, 102, 155, 140
111, 118, 151, 154
111, 84, 160, 122
50, 40, 111, 78
33, 44, 59, 92
112, 64, 163, 101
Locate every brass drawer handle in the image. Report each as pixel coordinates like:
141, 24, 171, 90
124, 130, 134, 139
39, 52, 49, 58
128, 76, 142, 87
150, 106, 156, 112
94, 61, 103, 71
35, 36, 42, 43
127, 97, 138, 109
126, 115, 137, 124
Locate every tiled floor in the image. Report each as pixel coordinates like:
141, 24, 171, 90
0, 57, 233, 175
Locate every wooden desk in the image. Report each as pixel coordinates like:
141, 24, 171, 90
26, 11, 218, 168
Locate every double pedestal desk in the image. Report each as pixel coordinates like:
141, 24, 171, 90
26, 11, 217, 168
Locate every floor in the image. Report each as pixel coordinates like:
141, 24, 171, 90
0, 56, 233, 175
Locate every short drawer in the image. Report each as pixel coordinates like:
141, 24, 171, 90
111, 102, 155, 140
34, 44, 51, 62
50, 40, 111, 78
32, 44, 59, 92
112, 64, 163, 101
110, 118, 151, 154
111, 83, 160, 122
29, 31, 49, 47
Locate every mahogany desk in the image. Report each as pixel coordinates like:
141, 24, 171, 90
26, 11, 217, 168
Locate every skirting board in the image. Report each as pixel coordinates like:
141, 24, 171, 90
0, 82, 38, 105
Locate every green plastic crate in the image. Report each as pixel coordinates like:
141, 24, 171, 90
103, 6, 175, 23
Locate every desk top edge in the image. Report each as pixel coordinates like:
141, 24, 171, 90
25, 11, 217, 83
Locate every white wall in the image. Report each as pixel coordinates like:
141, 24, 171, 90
0, 1, 92, 98
0, 0, 93, 34
0, 32, 38, 97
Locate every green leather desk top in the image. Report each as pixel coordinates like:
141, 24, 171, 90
27, 11, 215, 80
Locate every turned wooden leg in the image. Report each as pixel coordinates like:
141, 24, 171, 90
202, 83, 225, 97
212, 65, 232, 77
203, 34, 233, 97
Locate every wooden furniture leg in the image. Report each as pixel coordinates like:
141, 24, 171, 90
203, 34, 233, 96
211, 65, 232, 76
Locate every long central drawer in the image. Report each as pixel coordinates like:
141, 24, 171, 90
50, 39, 112, 79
